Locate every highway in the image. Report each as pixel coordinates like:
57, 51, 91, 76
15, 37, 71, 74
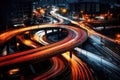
0, 8, 97, 80
31, 23, 92, 80
34, 56, 69, 80
1, 6, 119, 80
0, 24, 87, 67
50, 7, 120, 80
0, 23, 88, 79
16, 27, 93, 80
32, 29, 94, 80
16, 30, 70, 80
50, 8, 119, 44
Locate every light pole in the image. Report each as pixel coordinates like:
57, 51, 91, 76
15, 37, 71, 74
80, 10, 84, 18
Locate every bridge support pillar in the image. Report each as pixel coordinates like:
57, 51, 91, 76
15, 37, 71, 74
13, 36, 17, 51
70, 50, 72, 58
52, 29, 54, 32
45, 30, 47, 35
103, 25, 106, 30
29, 64, 36, 74
57, 28, 60, 32
6, 43, 9, 55
57, 28, 61, 40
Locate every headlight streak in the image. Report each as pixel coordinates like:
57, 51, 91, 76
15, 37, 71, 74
0, 24, 87, 67
0, 8, 95, 80
34, 30, 94, 80
16, 33, 68, 80
51, 9, 118, 44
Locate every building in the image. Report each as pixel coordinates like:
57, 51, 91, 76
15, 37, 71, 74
0, 0, 33, 32
68, 0, 116, 14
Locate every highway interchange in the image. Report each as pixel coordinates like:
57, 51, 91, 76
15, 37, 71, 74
0, 8, 120, 80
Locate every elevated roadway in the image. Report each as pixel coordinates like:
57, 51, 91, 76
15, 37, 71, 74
0, 24, 87, 67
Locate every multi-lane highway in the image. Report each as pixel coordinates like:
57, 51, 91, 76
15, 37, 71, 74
32, 28, 94, 80
0, 24, 87, 67
0, 7, 96, 80
1, 6, 119, 80
50, 8, 119, 44
0, 20, 95, 80
16, 30, 70, 80
50, 7, 120, 80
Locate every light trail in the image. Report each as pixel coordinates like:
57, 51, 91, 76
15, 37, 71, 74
34, 29, 94, 80
33, 30, 51, 45
0, 8, 95, 80
0, 24, 87, 68
15, 33, 69, 80
34, 57, 67, 80
50, 9, 118, 44
74, 47, 120, 70
62, 52, 94, 80
17, 34, 39, 48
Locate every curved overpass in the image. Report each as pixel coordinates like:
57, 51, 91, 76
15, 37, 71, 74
15, 26, 93, 80
0, 24, 87, 67
16, 30, 70, 80
33, 29, 94, 80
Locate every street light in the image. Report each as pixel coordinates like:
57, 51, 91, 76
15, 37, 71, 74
17, 42, 20, 47
40, 9, 45, 14
62, 8, 67, 13
80, 10, 84, 18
